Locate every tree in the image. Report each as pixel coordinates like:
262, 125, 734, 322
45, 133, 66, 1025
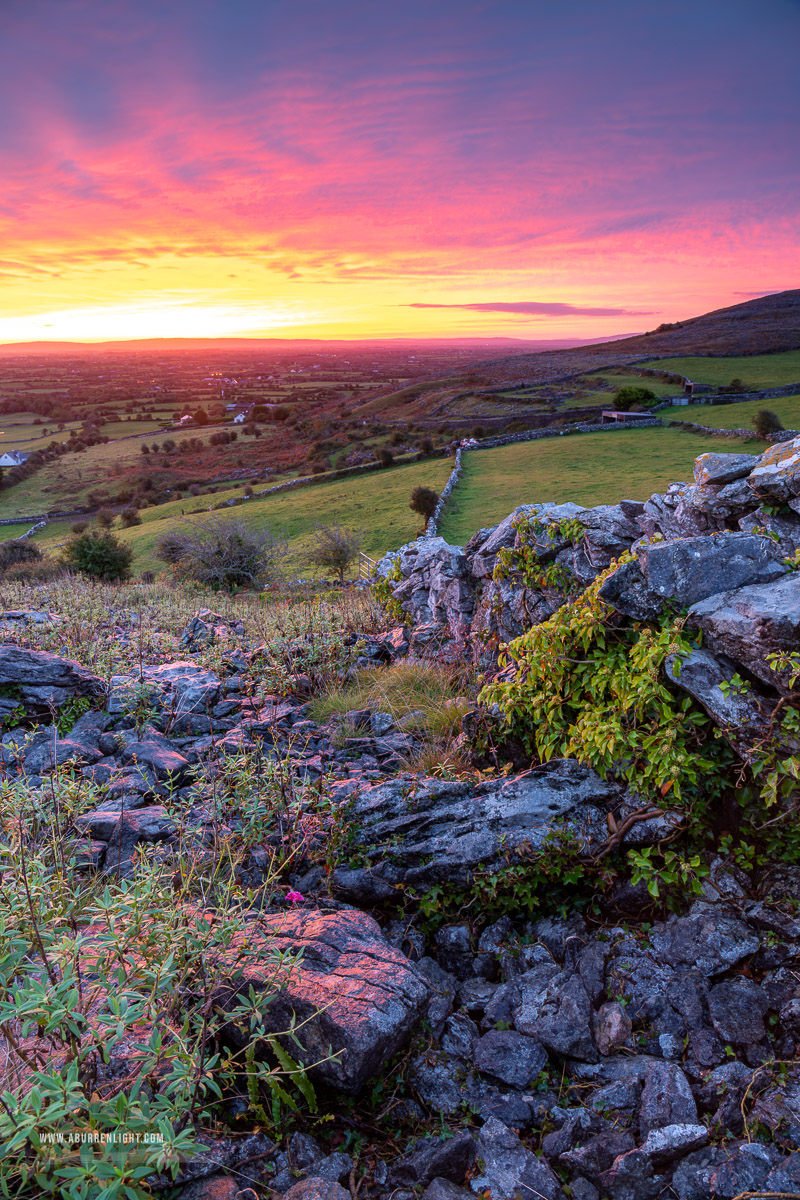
409, 485, 440, 521
193, 408, 209, 426
155, 516, 287, 592
306, 523, 363, 584
417, 436, 434, 457
612, 385, 656, 410
120, 506, 142, 528
376, 446, 394, 468
752, 409, 784, 437
96, 507, 116, 529
62, 531, 133, 582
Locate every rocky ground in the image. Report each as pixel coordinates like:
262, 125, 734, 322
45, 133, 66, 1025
3, 435, 800, 1199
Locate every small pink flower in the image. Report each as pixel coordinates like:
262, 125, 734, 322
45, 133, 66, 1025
286, 890, 304, 904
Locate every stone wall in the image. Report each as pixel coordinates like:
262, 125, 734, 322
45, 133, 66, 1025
379, 437, 800, 671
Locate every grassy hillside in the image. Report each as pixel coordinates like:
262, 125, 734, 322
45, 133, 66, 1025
42, 457, 453, 577
675, 393, 800, 429
438, 426, 766, 544
641, 350, 800, 388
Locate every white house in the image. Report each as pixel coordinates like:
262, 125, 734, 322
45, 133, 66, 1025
0, 451, 29, 468
232, 412, 247, 424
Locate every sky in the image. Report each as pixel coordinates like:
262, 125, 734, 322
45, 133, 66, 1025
1, 0, 799, 343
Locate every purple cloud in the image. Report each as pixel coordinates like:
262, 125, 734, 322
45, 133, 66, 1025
407, 302, 653, 317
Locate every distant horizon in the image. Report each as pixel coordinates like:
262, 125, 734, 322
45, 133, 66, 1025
0, 332, 641, 354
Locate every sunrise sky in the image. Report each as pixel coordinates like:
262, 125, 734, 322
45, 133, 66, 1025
2, 0, 798, 344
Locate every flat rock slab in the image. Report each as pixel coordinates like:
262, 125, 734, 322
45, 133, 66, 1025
333, 761, 619, 897
693, 453, 759, 486
117, 730, 192, 781
688, 573, 800, 694
0, 644, 104, 717
638, 532, 784, 607
108, 662, 221, 716
223, 908, 429, 1094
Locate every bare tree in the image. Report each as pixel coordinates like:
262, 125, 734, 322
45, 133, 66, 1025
156, 516, 287, 592
306, 523, 363, 584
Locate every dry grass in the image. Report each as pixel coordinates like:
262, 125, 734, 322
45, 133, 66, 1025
310, 660, 477, 776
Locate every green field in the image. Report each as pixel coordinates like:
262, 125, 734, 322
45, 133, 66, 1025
438, 426, 766, 545
59, 457, 454, 576
673, 393, 800, 430
641, 350, 800, 388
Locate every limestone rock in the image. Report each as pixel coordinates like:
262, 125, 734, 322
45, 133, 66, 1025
688, 573, 800, 693
223, 909, 429, 1094
332, 761, 620, 896
0, 644, 104, 719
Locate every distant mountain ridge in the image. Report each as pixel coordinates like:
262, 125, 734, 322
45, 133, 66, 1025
463, 289, 800, 386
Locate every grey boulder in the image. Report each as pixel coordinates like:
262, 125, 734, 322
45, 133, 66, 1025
688, 573, 800, 694
332, 761, 620, 895
223, 909, 429, 1094
0, 644, 104, 718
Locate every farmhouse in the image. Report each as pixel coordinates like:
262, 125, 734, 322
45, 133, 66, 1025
0, 450, 29, 468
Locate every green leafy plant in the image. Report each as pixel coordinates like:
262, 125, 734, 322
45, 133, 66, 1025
62, 531, 133, 583
481, 559, 722, 805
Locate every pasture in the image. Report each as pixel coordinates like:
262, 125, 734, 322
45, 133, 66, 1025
641, 350, 800, 388
672, 393, 800, 430
76, 456, 453, 576
438, 425, 766, 545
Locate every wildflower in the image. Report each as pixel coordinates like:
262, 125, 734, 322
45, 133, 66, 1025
286, 890, 304, 904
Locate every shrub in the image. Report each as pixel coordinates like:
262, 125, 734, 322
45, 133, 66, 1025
3, 558, 65, 583
409, 485, 440, 521
472, 425, 486, 439
62, 531, 133, 582
155, 516, 287, 591
612, 385, 656, 410
306, 523, 363, 584
70, 520, 88, 534
96, 507, 116, 529
417, 436, 434, 457
376, 446, 394, 468
0, 539, 41, 573
120, 505, 142, 527
752, 409, 784, 437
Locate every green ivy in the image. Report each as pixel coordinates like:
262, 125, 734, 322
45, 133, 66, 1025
372, 557, 405, 625
481, 558, 726, 806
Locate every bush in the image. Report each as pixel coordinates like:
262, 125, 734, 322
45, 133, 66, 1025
3, 558, 65, 583
417, 436, 434, 457
376, 446, 394, 468
306, 523, 363, 584
0, 539, 41, 573
155, 516, 287, 591
612, 385, 656, 410
96, 507, 116, 529
409, 485, 440, 521
70, 520, 88, 534
62, 531, 133, 582
120, 505, 142, 527
752, 409, 784, 437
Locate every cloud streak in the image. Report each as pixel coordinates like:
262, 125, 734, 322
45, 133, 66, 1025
407, 302, 653, 317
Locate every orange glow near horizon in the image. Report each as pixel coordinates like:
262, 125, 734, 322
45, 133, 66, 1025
1, 1, 798, 345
